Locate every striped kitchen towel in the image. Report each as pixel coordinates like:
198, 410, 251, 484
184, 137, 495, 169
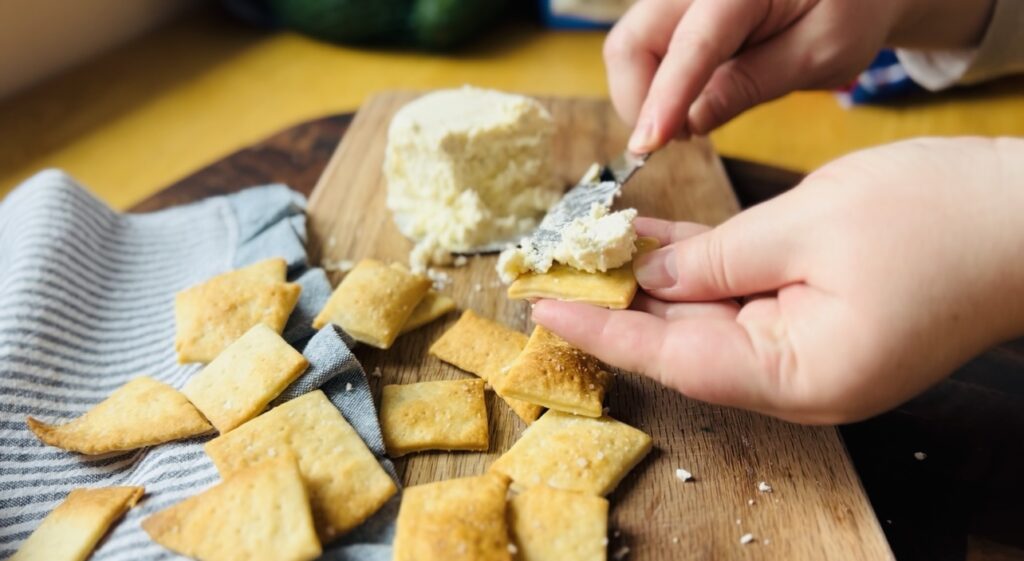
0, 170, 397, 560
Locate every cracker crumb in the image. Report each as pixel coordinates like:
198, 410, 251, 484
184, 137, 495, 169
675, 468, 693, 482
672, 537, 679, 544
612, 546, 630, 560
748, 499, 755, 506
757, 481, 773, 493
914, 451, 927, 461
345, 382, 353, 392
763, 539, 770, 545
474, 283, 483, 292
735, 518, 741, 525
739, 533, 755, 545
454, 255, 468, 267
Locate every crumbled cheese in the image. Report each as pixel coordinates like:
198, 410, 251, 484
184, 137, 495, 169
497, 204, 639, 283
612, 546, 630, 560
322, 258, 355, 273
739, 533, 755, 545
672, 536, 679, 544
426, 268, 452, 290
345, 382, 353, 392
748, 499, 755, 506
675, 468, 693, 482
453, 255, 468, 267
914, 451, 927, 461
384, 86, 561, 270
757, 481, 773, 493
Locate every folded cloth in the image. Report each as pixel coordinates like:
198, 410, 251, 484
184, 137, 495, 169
0, 170, 396, 560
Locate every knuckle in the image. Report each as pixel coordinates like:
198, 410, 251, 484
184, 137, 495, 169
700, 231, 733, 294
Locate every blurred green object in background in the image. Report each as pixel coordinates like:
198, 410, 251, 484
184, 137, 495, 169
261, 0, 506, 49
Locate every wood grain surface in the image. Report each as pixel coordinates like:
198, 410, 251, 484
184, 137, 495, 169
304, 92, 893, 560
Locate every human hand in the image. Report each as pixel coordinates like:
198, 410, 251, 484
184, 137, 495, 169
605, 0, 996, 151
532, 137, 1024, 424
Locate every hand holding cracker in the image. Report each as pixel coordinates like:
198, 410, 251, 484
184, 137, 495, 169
533, 139, 1024, 424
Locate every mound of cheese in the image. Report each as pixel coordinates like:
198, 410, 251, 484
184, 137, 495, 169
384, 87, 561, 271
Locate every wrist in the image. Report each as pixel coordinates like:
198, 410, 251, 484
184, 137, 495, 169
889, 0, 996, 50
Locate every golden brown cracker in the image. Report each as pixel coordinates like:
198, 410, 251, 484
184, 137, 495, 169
182, 324, 308, 433
204, 390, 397, 543
393, 473, 512, 561
400, 291, 456, 334
312, 258, 431, 349
27, 376, 212, 454
490, 410, 652, 496
380, 379, 489, 457
509, 485, 609, 561
429, 310, 542, 423
175, 258, 301, 363
506, 237, 660, 309
12, 486, 144, 561
495, 326, 611, 418
142, 455, 320, 561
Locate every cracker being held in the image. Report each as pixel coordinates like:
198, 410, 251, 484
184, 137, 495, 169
429, 310, 542, 424
143, 455, 320, 561
313, 258, 431, 349
12, 486, 144, 561
507, 237, 659, 309
495, 326, 611, 418
394, 473, 512, 561
509, 486, 609, 561
204, 390, 397, 543
27, 376, 212, 454
490, 410, 652, 496
175, 258, 301, 363
381, 379, 489, 457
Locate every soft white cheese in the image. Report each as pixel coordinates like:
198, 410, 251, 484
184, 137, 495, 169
497, 204, 638, 283
384, 86, 561, 271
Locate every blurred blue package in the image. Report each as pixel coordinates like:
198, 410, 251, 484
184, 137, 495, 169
836, 49, 924, 106
540, 0, 633, 29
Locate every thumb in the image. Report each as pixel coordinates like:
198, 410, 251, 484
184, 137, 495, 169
633, 202, 798, 301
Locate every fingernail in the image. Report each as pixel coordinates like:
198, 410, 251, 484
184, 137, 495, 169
628, 117, 655, 153
633, 247, 677, 289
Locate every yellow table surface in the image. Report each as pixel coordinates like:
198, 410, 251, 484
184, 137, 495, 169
2, 10, 1023, 210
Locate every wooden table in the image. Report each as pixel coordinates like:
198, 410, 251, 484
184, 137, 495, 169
134, 114, 1024, 561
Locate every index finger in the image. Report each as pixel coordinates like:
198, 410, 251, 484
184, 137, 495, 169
631, 0, 770, 151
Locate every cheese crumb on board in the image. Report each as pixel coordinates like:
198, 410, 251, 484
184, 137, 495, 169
757, 481, 773, 493
914, 451, 927, 461
740, 533, 755, 545
674, 468, 693, 482
384, 86, 561, 271
497, 204, 639, 283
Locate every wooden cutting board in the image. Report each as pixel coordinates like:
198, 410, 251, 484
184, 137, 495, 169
307, 91, 893, 560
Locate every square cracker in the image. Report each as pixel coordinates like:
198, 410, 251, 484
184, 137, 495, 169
204, 390, 397, 543
509, 485, 609, 561
175, 257, 301, 363
494, 326, 611, 418
429, 310, 542, 424
380, 379, 489, 457
312, 258, 431, 349
400, 290, 456, 334
183, 324, 308, 433
27, 376, 212, 454
394, 473, 512, 561
11, 486, 144, 561
507, 237, 660, 309
489, 410, 652, 496
143, 455, 321, 561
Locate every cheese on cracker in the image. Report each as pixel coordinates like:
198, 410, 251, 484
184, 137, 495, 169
204, 390, 397, 543
509, 485, 609, 561
143, 455, 320, 561
380, 379, 489, 457
174, 257, 301, 363
384, 87, 561, 271
394, 473, 513, 561
27, 376, 212, 454
183, 324, 308, 433
490, 410, 652, 496
506, 237, 659, 309
313, 258, 431, 349
495, 326, 611, 417
429, 310, 542, 424
11, 486, 143, 561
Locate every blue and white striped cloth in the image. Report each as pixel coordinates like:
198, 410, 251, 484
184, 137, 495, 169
0, 170, 397, 560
